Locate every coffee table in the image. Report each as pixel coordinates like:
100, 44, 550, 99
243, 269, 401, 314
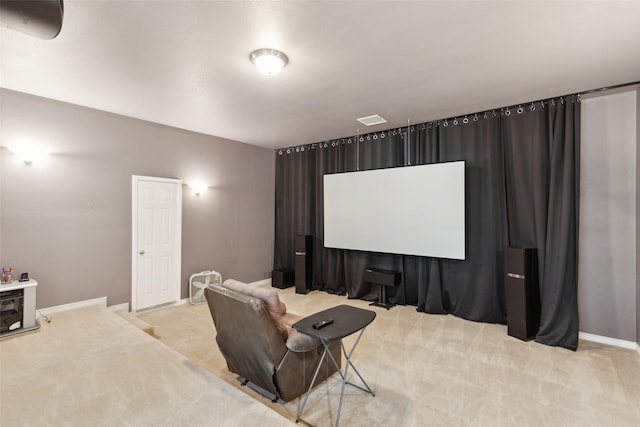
293, 304, 376, 426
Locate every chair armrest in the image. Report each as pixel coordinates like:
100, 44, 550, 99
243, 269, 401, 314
285, 327, 322, 352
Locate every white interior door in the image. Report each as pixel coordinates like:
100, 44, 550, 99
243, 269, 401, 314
132, 176, 182, 312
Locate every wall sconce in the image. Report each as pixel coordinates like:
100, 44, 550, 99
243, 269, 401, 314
189, 182, 208, 195
9, 144, 49, 165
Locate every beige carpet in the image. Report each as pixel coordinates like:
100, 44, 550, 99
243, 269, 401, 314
140, 286, 640, 427
0, 305, 293, 426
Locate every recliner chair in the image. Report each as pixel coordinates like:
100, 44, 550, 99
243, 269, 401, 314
204, 279, 341, 402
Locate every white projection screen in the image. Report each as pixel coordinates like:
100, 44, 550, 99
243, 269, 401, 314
323, 161, 465, 259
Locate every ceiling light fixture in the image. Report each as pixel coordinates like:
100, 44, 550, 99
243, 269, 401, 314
250, 49, 288, 76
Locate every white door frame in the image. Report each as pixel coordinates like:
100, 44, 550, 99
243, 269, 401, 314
131, 175, 182, 313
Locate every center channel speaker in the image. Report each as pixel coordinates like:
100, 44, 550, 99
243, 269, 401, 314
294, 235, 312, 294
505, 247, 541, 341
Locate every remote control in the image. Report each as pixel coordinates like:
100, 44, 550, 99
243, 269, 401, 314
312, 319, 333, 329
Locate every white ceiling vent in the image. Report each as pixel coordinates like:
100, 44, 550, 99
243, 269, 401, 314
356, 114, 388, 126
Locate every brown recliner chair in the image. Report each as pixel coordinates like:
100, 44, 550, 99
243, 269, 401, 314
204, 279, 341, 402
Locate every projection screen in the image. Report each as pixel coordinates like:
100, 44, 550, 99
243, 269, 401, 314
323, 161, 465, 259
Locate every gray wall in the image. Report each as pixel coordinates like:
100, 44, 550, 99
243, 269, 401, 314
0, 89, 275, 309
637, 87, 640, 345
579, 88, 637, 342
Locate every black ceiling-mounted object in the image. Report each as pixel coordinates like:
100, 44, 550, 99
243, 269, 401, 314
0, 0, 64, 39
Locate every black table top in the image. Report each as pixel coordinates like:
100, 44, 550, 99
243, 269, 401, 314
293, 304, 376, 341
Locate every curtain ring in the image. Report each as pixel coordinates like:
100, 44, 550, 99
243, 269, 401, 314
301, 146, 305, 152
359, 137, 364, 142
474, 114, 479, 122
530, 103, 535, 111
347, 138, 351, 144
381, 131, 385, 138
278, 150, 283, 155
331, 142, 335, 147
505, 108, 511, 116
463, 116, 469, 124
443, 119, 449, 127
286, 148, 291, 154
517, 105, 524, 114
373, 133, 378, 140
453, 118, 458, 125
366, 134, 371, 141
410, 126, 415, 132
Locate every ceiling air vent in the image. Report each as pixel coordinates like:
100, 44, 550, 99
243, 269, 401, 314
356, 114, 387, 126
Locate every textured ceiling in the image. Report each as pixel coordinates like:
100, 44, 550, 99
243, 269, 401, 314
1, 1, 640, 149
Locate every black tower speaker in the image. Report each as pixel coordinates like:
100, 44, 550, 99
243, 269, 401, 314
294, 235, 312, 294
505, 247, 541, 341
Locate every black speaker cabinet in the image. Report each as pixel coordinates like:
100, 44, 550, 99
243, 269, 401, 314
505, 247, 541, 341
272, 268, 294, 289
294, 235, 313, 294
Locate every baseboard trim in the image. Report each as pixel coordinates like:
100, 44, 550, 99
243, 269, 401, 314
250, 279, 272, 287
107, 302, 130, 312
579, 332, 638, 351
133, 298, 189, 314
39, 296, 107, 316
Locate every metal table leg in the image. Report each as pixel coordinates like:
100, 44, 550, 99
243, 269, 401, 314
296, 330, 375, 426
333, 327, 374, 427
296, 344, 328, 422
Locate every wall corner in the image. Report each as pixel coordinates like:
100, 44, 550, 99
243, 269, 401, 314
636, 87, 640, 345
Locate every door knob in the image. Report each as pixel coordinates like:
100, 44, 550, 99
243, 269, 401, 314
139, 250, 145, 255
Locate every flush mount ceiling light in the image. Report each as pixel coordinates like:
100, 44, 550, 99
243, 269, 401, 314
250, 49, 288, 76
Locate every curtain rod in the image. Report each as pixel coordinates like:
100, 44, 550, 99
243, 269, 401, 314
274, 80, 640, 153
577, 80, 640, 97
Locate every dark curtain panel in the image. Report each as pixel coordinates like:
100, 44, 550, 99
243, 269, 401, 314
273, 97, 580, 350
503, 99, 580, 349
274, 149, 312, 271
437, 117, 509, 323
